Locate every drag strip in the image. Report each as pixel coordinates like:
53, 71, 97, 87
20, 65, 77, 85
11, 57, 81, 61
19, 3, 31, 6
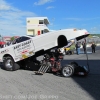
0, 47, 100, 100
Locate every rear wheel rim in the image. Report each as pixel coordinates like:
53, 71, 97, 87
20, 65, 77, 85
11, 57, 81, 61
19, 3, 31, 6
63, 66, 73, 77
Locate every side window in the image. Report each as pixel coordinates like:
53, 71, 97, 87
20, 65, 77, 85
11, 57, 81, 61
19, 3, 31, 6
21, 37, 30, 42
12, 39, 17, 44
12, 38, 20, 44
12, 36, 30, 44
17, 36, 30, 43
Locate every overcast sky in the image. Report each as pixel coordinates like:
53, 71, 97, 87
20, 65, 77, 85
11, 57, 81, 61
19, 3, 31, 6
0, 0, 100, 36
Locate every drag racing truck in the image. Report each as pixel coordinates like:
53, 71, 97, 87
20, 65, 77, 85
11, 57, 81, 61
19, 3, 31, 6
0, 28, 89, 71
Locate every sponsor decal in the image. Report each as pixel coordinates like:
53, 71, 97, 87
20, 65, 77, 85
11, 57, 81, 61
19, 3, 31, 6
22, 54, 28, 59
14, 40, 31, 50
0, 49, 9, 54
29, 51, 34, 55
22, 50, 28, 54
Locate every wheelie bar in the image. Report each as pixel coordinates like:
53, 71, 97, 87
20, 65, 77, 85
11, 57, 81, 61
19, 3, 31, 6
35, 64, 50, 75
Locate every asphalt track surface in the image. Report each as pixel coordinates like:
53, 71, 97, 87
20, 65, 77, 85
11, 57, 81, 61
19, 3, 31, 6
0, 47, 100, 100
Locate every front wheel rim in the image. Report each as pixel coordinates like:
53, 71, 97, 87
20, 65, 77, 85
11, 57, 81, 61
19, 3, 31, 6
5, 59, 13, 68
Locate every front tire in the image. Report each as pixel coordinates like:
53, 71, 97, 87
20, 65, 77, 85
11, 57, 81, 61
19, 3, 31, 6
62, 64, 74, 77
3, 57, 20, 71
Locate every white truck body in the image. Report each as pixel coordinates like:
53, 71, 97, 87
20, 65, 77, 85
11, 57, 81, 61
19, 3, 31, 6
0, 28, 89, 63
